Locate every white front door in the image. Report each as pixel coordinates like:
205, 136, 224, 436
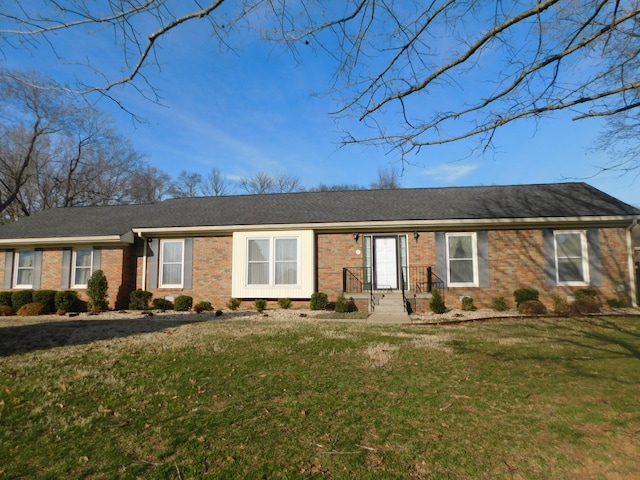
374, 237, 398, 289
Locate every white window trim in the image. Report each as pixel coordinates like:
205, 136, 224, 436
159, 239, 185, 288
554, 230, 590, 286
72, 248, 93, 288
246, 236, 300, 287
13, 250, 35, 289
445, 232, 479, 287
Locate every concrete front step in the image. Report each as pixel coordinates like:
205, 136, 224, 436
373, 292, 406, 314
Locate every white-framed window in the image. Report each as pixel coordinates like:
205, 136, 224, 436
446, 233, 478, 287
73, 248, 93, 287
160, 239, 185, 288
14, 250, 35, 288
247, 237, 299, 286
554, 231, 589, 285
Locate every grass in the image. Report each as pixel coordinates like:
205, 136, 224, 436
1, 315, 639, 478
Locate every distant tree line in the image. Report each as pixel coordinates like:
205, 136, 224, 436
0, 70, 401, 224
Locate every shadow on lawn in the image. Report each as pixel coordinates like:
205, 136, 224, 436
0, 315, 211, 357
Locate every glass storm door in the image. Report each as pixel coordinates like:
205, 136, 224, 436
374, 237, 398, 289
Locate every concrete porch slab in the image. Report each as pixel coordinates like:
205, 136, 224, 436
366, 312, 411, 324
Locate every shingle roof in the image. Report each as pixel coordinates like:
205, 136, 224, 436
0, 182, 638, 240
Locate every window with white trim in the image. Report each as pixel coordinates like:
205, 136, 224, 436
247, 237, 298, 286
160, 240, 184, 287
73, 248, 93, 287
554, 231, 589, 285
14, 250, 35, 288
446, 233, 478, 286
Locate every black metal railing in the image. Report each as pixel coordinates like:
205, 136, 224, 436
342, 265, 444, 295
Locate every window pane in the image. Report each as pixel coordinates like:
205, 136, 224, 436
558, 258, 584, 282
275, 239, 296, 261
248, 239, 269, 261
74, 267, 91, 286
556, 233, 582, 258
75, 250, 92, 267
275, 238, 297, 285
450, 259, 474, 283
16, 251, 35, 286
163, 242, 183, 263
449, 236, 472, 259
275, 262, 297, 284
18, 251, 35, 268
162, 264, 182, 285
248, 263, 269, 284
16, 267, 33, 286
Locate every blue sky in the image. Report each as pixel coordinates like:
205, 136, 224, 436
2, 4, 639, 207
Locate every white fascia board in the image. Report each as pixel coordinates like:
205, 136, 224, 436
132, 215, 639, 236
0, 230, 134, 247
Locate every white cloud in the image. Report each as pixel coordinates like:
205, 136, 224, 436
421, 163, 478, 183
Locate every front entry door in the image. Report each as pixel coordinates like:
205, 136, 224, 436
374, 237, 398, 289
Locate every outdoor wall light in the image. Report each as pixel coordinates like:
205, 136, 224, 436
353, 232, 360, 242
414, 231, 420, 241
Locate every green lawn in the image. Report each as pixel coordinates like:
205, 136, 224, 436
1, 315, 639, 479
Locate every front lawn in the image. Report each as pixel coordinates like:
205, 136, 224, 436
1, 316, 639, 478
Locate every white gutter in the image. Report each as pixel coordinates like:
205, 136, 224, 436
131, 215, 638, 237
627, 219, 638, 308
138, 232, 147, 291
0, 231, 134, 247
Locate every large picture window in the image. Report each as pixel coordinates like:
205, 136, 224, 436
73, 248, 93, 287
247, 237, 298, 286
160, 240, 184, 287
554, 231, 589, 285
446, 233, 478, 286
14, 250, 35, 288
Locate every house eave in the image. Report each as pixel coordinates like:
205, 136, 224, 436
132, 215, 640, 236
0, 231, 135, 247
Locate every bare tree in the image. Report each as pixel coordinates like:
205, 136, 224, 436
0, 71, 144, 221
125, 165, 172, 204
1, 2, 639, 165
273, 174, 302, 193
201, 167, 232, 196
370, 167, 401, 189
239, 172, 276, 195
306, 183, 365, 192
168, 171, 204, 198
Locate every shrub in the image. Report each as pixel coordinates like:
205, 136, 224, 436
518, 299, 548, 315
55, 290, 78, 312
17, 302, 46, 317
32, 290, 56, 314
152, 298, 173, 310
129, 289, 152, 310
174, 295, 193, 312
227, 298, 241, 311
513, 288, 539, 306
86, 270, 109, 312
11, 290, 33, 312
574, 288, 597, 300
573, 296, 601, 314
193, 303, 203, 313
334, 293, 354, 313
215, 309, 223, 317
197, 301, 214, 311
491, 297, 508, 312
254, 299, 267, 313
607, 298, 627, 308
430, 290, 447, 314
0, 291, 12, 307
310, 292, 328, 310
461, 296, 476, 311
0, 305, 14, 316
552, 296, 573, 316
277, 297, 292, 309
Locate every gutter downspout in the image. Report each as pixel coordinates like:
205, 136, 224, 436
627, 219, 638, 308
138, 232, 147, 291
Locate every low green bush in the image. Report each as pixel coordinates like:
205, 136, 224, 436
491, 297, 508, 312
17, 302, 46, 317
129, 289, 152, 310
198, 301, 214, 311
32, 290, 56, 314
0, 291, 12, 307
552, 296, 573, 316
254, 299, 267, 313
334, 293, 354, 313
11, 290, 33, 312
174, 295, 193, 312
277, 298, 292, 309
461, 296, 476, 311
574, 288, 597, 299
513, 288, 539, 306
430, 290, 447, 314
310, 292, 328, 310
152, 298, 173, 310
518, 299, 547, 315
55, 290, 78, 312
606, 298, 627, 308
227, 298, 241, 311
